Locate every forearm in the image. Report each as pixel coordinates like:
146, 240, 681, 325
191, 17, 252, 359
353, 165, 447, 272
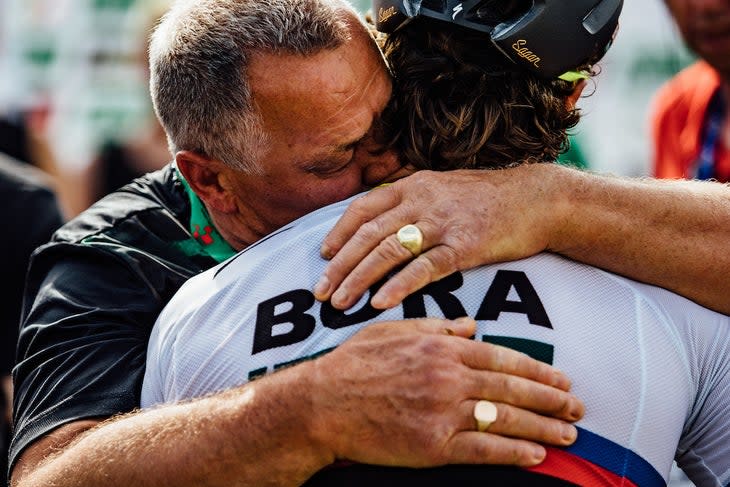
14, 363, 332, 487
551, 166, 730, 314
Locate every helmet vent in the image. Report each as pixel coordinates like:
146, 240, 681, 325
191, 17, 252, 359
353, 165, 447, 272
473, 0, 530, 25
583, 0, 620, 34
421, 0, 446, 13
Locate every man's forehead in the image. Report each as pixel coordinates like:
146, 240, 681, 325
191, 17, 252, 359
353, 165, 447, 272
248, 36, 391, 146
249, 40, 384, 95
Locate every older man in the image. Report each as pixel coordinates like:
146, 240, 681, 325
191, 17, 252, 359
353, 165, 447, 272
10, 0, 730, 486
142, 1, 730, 485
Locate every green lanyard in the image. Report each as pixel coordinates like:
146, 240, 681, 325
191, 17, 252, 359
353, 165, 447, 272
175, 167, 236, 263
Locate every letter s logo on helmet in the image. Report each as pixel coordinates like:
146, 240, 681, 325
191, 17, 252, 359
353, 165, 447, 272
371, 0, 623, 79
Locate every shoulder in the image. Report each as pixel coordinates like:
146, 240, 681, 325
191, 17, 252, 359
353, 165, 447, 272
0, 154, 59, 213
25, 164, 214, 318
0, 154, 64, 248
0, 153, 54, 191
54, 164, 185, 244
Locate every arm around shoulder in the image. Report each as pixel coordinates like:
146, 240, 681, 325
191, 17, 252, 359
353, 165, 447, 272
11, 362, 335, 487
318, 164, 730, 314
549, 167, 730, 314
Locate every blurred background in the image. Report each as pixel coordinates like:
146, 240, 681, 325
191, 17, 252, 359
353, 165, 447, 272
0, 0, 171, 218
0, 0, 700, 485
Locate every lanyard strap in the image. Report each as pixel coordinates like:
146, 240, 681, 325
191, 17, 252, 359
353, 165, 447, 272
175, 166, 237, 263
695, 90, 726, 180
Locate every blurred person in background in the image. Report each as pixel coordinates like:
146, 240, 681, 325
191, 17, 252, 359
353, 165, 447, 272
87, 117, 169, 204
0, 115, 32, 165
0, 104, 66, 211
83, 4, 171, 206
0, 153, 63, 487
652, 0, 730, 181
1, 0, 171, 218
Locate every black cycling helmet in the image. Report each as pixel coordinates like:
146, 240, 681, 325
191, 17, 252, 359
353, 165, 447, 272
372, 0, 623, 79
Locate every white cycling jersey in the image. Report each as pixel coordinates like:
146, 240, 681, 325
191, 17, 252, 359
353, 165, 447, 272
142, 194, 730, 487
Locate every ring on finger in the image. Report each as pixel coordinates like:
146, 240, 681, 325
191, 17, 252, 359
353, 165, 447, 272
396, 224, 424, 256
474, 400, 498, 432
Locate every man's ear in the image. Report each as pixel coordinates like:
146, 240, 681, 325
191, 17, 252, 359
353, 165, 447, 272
567, 80, 588, 109
176, 151, 238, 213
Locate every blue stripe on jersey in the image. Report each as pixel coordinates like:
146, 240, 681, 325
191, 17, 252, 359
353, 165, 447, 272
567, 427, 665, 487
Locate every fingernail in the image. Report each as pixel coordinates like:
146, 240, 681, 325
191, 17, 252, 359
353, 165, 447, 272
530, 445, 546, 464
313, 276, 330, 299
568, 401, 583, 421
562, 425, 577, 444
320, 244, 334, 259
370, 292, 387, 309
331, 289, 349, 309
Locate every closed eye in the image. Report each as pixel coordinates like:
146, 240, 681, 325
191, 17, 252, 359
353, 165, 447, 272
304, 148, 356, 177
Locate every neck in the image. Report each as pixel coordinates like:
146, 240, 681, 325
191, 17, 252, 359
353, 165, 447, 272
208, 211, 261, 251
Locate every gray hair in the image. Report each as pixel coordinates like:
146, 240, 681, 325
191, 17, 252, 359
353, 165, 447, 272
149, 0, 359, 172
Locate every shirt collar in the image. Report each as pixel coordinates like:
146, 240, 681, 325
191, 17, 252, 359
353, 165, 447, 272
174, 165, 237, 263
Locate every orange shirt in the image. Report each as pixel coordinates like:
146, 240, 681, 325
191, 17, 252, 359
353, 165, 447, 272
651, 61, 730, 181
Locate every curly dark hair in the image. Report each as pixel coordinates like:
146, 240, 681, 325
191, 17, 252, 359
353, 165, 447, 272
376, 18, 585, 171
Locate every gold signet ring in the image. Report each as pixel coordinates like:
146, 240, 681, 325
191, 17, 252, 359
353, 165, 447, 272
396, 224, 424, 256
474, 400, 498, 432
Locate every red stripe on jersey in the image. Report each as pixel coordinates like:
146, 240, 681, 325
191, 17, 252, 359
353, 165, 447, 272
527, 447, 638, 487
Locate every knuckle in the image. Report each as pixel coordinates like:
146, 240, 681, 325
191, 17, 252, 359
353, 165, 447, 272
359, 219, 387, 241
511, 445, 532, 465
376, 236, 411, 261
424, 420, 452, 451
501, 348, 529, 372
416, 338, 449, 364
408, 257, 437, 282
472, 438, 498, 460
347, 195, 371, 218
545, 391, 580, 420
326, 252, 348, 272
485, 344, 504, 372
399, 171, 438, 197
443, 230, 474, 253
519, 352, 542, 372
406, 170, 432, 185
496, 374, 520, 402
545, 419, 567, 441
434, 246, 460, 273
540, 388, 564, 410
495, 404, 517, 428
421, 365, 455, 391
